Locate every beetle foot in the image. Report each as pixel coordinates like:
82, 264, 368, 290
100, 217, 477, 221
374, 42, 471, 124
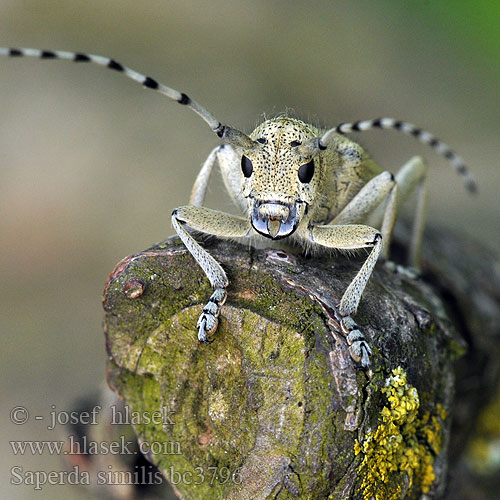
197, 288, 226, 343
340, 315, 372, 368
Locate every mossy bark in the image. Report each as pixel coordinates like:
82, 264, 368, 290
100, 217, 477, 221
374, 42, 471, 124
103, 226, 500, 500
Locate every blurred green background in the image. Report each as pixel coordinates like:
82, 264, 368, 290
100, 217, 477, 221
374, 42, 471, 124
1, 1, 499, 498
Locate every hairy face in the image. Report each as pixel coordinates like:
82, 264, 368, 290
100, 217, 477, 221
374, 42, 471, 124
239, 117, 321, 239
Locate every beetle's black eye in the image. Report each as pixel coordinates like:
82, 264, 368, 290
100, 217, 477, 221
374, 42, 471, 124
241, 155, 254, 177
298, 159, 315, 183
290, 140, 301, 147
256, 137, 267, 144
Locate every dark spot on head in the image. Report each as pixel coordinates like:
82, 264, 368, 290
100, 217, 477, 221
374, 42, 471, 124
298, 159, 315, 183
241, 155, 253, 177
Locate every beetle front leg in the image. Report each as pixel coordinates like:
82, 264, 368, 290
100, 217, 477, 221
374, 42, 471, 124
172, 206, 251, 342
306, 224, 383, 367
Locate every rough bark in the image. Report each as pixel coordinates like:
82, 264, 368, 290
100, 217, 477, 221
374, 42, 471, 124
102, 225, 500, 500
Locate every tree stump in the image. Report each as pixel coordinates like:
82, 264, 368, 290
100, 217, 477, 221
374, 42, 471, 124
102, 225, 500, 500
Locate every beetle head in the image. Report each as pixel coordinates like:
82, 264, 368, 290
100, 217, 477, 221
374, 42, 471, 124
237, 117, 321, 239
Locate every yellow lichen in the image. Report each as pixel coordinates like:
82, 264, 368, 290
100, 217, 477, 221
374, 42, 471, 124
355, 367, 446, 500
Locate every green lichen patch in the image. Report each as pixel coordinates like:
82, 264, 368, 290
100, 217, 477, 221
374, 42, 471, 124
108, 301, 315, 499
354, 367, 446, 500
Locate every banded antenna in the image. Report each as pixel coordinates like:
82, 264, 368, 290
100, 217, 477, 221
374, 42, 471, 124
0, 47, 253, 148
311, 118, 477, 192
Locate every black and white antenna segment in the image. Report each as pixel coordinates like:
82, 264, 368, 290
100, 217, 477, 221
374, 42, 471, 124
0, 47, 225, 136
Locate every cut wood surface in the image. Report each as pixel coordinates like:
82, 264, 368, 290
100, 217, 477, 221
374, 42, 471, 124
103, 225, 500, 500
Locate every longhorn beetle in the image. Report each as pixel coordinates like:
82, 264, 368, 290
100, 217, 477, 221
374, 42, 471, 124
0, 47, 477, 367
